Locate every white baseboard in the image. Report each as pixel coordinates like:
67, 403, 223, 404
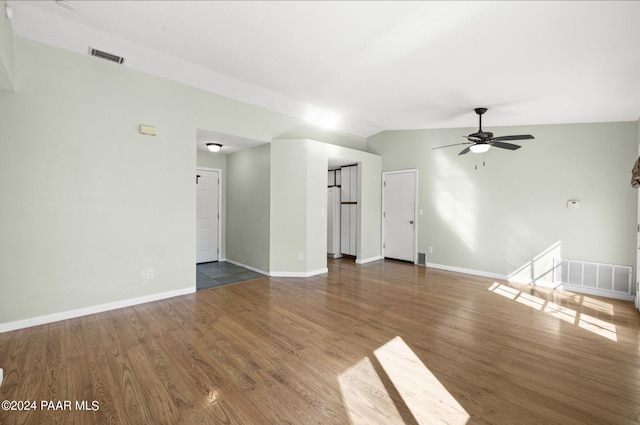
270, 268, 328, 277
426, 262, 508, 280
222, 259, 329, 278
510, 277, 634, 301
0, 287, 195, 334
428, 262, 635, 301
356, 255, 383, 264
223, 259, 269, 276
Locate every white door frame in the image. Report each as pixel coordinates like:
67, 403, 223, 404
382, 169, 418, 264
196, 167, 222, 263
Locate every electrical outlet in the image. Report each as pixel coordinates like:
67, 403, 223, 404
428, 247, 433, 254
298, 252, 304, 261
146, 269, 155, 279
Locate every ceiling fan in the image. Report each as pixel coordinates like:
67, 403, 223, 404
432, 108, 534, 155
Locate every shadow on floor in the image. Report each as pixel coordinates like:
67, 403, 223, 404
196, 261, 265, 291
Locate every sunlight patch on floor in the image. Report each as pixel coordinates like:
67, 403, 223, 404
338, 357, 405, 425
489, 282, 617, 342
543, 302, 577, 324
374, 336, 470, 425
578, 313, 617, 341
339, 336, 469, 425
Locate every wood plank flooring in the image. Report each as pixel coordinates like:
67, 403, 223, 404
1, 258, 640, 424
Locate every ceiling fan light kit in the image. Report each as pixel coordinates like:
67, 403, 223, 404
432, 108, 534, 156
469, 143, 491, 154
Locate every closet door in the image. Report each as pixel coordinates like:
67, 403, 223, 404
341, 167, 350, 202
349, 205, 357, 256
349, 166, 357, 202
341, 204, 350, 255
340, 165, 358, 257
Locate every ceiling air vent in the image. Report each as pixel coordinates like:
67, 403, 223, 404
88, 47, 125, 64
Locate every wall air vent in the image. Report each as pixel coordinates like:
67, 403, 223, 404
554, 258, 632, 297
88, 47, 125, 64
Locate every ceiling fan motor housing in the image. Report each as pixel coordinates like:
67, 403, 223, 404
469, 131, 494, 140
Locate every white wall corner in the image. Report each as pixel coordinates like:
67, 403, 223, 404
356, 255, 383, 265
269, 268, 328, 278
223, 259, 269, 276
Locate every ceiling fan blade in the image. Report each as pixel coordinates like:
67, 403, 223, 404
491, 141, 521, 150
432, 142, 471, 150
492, 134, 534, 142
458, 146, 471, 155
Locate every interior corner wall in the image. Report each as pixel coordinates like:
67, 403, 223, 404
197, 149, 227, 260
305, 140, 330, 273
269, 139, 310, 274
226, 144, 271, 273
367, 122, 638, 281
270, 138, 382, 275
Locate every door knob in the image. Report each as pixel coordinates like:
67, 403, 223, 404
409, 220, 414, 224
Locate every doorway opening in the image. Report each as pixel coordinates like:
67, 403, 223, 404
328, 158, 360, 263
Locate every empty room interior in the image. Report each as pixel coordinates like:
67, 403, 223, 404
2, 1, 640, 424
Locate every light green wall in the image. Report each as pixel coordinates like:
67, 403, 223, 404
367, 122, 638, 282
306, 141, 329, 272
0, 1, 15, 90
0, 37, 365, 326
270, 139, 382, 274
1, 38, 196, 324
197, 149, 227, 259
226, 144, 271, 272
270, 140, 309, 273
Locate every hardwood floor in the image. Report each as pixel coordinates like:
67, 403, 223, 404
1, 258, 639, 425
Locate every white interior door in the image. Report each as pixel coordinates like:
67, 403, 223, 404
384, 170, 417, 262
196, 169, 219, 263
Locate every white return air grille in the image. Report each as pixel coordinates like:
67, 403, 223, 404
554, 259, 632, 296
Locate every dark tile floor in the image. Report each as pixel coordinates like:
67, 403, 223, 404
196, 261, 265, 291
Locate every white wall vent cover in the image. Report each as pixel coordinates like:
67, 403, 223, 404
88, 47, 125, 64
554, 259, 632, 297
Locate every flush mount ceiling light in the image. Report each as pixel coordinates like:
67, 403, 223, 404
206, 143, 222, 153
56, 1, 77, 10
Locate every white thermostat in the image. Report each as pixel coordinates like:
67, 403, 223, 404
567, 200, 580, 209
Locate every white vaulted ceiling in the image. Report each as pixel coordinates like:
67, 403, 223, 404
8, 1, 640, 138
